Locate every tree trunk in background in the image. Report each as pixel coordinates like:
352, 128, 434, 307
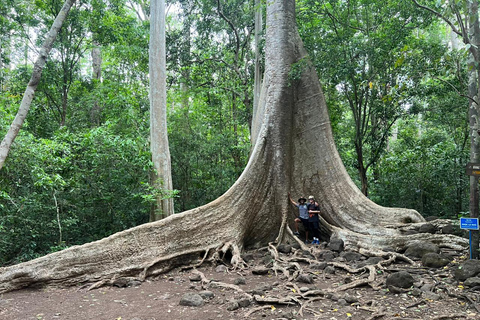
468, 0, 480, 259
149, 0, 174, 219
251, 0, 263, 147
90, 41, 102, 126
0, 0, 467, 294
0, 0, 76, 170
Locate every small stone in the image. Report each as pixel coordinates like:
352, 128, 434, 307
234, 277, 246, 285
252, 267, 270, 275
296, 273, 314, 284
189, 274, 202, 282
277, 244, 292, 254
328, 238, 344, 252
386, 271, 415, 289
215, 265, 228, 273
179, 293, 204, 307
199, 291, 215, 299
226, 301, 239, 311
236, 297, 251, 308
324, 266, 336, 274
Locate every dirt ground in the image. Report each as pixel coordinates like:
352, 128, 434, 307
0, 243, 478, 320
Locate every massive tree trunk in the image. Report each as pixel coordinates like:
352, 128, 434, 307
0, 0, 467, 294
149, 0, 174, 219
0, 0, 76, 170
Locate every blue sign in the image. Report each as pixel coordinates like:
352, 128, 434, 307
460, 217, 479, 230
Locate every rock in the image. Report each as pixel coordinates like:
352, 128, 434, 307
464, 277, 480, 287
296, 273, 314, 284
337, 298, 349, 306
441, 224, 462, 236
329, 238, 344, 252
277, 244, 292, 254
179, 293, 205, 307
319, 251, 337, 262
198, 291, 215, 300
425, 216, 439, 221
411, 288, 422, 297
311, 262, 328, 270
215, 265, 228, 273
189, 274, 202, 282
234, 277, 246, 285
343, 293, 358, 304
422, 291, 442, 301
299, 287, 310, 292
358, 256, 384, 267
418, 223, 436, 234
455, 260, 480, 281
236, 297, 251, 308
386, 271, 415, 289
324, 266, 336, 274
226, 301, 239, 311
249, 283, 273, 296
404, 241, 440, 259
340, 251, 365, 262
241, 253, 255, 263
252, 267, 270, 275
421, 253, 450, 268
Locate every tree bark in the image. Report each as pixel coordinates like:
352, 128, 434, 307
0, 0, 467, 293
90, 41, 102, 126
0, 0, 76, 170
149, 0, 174, 219
468, 0, 480, 259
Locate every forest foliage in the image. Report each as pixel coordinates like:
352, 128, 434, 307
0, 0, 471, 265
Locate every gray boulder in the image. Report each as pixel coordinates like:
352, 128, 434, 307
464, 277, 480, 287
340, 251, 365, 262
418, 223, 436, 234
421, 253, 450, 268
404, 241, 440, 259
329, 238, 344, 252
386, 271, 415, 289
454, 260, 480, 281
277, 244, 292, 254
179, 293, 205, 307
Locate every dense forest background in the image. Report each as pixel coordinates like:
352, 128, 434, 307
0, 0, 470, 266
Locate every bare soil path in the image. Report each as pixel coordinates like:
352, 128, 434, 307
0, 243, 477, 320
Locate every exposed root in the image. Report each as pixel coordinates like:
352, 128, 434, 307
431, 315, 467, 320
328, 265, 377, 292
298, 296, 325, 317
358, 248, 416, 266
191, 269, 252, 299
243, 305, 272, 318
86, 280, 107, 291
253, 294, 298, 305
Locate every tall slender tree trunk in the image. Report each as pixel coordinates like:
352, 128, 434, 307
468, 0, 480, 259
251, 0, 264, 147
0, 0, 76, 170
0, 0, 467, 294
91, 41, 102, 126
149, 0, 174, 219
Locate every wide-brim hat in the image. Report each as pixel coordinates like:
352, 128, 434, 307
298, 197, 306, 202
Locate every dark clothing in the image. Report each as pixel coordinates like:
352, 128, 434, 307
307, 202, 321, 239
307, 203, 320, 222
299, 217, 309, 230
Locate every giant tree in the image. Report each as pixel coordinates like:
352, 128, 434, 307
0, 0, 466, 293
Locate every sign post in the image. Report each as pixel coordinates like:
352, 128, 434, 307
465, 163, 480, 259
460, 217, 479, 259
